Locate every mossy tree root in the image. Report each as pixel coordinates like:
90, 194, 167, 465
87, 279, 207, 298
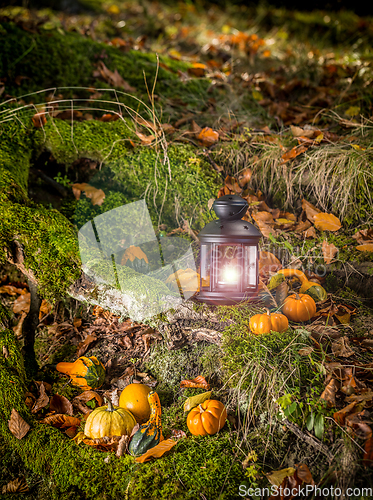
0, 320, 141, 499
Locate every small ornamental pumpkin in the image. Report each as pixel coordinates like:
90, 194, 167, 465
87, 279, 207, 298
121, 245, 149, 273
187, 399, 227, 436
249, 309, 289, 335
128, 391, 163, 457
56, 356, 105, 391
277, 269, 327, 303
84, 400, 136, 439
282, 293, 317, 322
119, 383, 151, 424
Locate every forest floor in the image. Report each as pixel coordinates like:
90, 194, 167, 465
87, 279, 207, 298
1, 1, 373, 499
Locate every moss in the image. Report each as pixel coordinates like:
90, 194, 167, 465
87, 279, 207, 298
0, 21, 210, 109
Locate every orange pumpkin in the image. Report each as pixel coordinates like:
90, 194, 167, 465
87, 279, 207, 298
187, 399, 227, 436
249, 309, 288, 334
119, 383, 151, 424
282, 293, 316, 322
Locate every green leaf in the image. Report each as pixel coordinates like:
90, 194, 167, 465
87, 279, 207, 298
314, 413, 324, 439
184, 391, 212, 412
277, 394, 292, 410
306, 412, 314, 431
284, 401, 297, 417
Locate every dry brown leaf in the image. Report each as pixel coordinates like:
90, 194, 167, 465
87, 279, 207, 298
320, 378, 340, 407
135, 438, 177, 463
187, 63, 207, 77
180, 375, 210, 389
41, 414, 81, 429
13, 311, 27, 339
72, 183, 105, 206
258, 251, 282, 278
39, 299, 52, 320
301, 199, 321, 222
281, 144, 308, 164
116, 434, 129, 457
356, 244, 373, 253
332, 337, 355, 358
49, 394, 73, 416
2, 477, 29, 494
346, 391, 373, 403
352, 229, 373, 245
238, 168, 252, 187
8, 409, 30, 439
95, 61, 135, 91
363, 436, 373, 466
32, 111, 47, 128
322, 240, 338, 264
135, 131, 156, 145
76, 334, 98, 357
13, 293, 30, 314
303, 226, 317, 239
313, 213, 342, 232
0, 285, 26, 295
334, 401, 357, 426
73, 390, 103, 407
224, 175, 242, 194
197, 127, 219, 147
31, 381, 49, 414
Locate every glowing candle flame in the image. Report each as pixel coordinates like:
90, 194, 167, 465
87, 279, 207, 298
223, 266, 238, 283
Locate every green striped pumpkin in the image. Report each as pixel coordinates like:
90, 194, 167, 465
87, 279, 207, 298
129, 391, 163, 457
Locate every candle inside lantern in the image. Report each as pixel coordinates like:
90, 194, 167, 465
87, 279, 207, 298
222, 264, 239, 284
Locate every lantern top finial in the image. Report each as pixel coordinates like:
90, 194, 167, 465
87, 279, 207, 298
212, 194, 248, 221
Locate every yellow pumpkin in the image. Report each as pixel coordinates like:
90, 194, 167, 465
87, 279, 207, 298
84, 400, 136, 439
282, 293, 317, 322
249, 309, 289, 334
119, 383, 151, 424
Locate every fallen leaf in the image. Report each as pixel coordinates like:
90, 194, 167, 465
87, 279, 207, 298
41, 414, 81, 429
334, 402, 357, 425
13, 312, 27, 339
352, 229, 373, 244
275, 281, 288, 308
197, 127, 219, 147
31, 381, 49, 413
266, 467, 296, 487
32, 111, 47, 128
184, 391, 212, 412
135, 131, 156, 145
135, 438, 177, 463
71, 183, 105, 206
320, 378, 340, 407
0, 285, 26, 295
8, 409, 30, 439
2, 477, 29, 494
363, 436, 373, 466
76, 334, 97, 357
332, 337, 354, 357
301, 199, 321, 222
95, 61, 135, 92
13, 293, 30, 314
298, 346, 314, 356
116, 434, 129, 457
74, 390, 104, 408
281, 144, 308, 164
322, 241, 338, 264
258, 251, 282, 278
39, 299, 52, 320
238, 168, 252, 187
187, 63, 206, 77
180, 376, 210, 389
49, 394, 73, 416
313, 213, 342, 232
295, 463, 314, 484
356, 244, 373, 253
303, 226, 317, 239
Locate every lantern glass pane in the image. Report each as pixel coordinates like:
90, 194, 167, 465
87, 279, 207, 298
214, 244, 243, 289
244, 245, 257, 288
200, 244, 211, 288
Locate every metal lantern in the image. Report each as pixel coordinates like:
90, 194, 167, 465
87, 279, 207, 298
197, 194, 261, 305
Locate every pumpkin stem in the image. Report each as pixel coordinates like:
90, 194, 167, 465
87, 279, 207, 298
105, 398, 114, 412
264, 308, 271, 315
198, 404, 205, 413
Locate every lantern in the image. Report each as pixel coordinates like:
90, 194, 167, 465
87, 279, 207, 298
197, 195, 261, 305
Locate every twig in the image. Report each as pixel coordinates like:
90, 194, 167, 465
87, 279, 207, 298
36, 170, 68, 197
283, 419, 334, 462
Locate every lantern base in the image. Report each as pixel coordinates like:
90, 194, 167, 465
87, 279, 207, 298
195, 290, 258, 305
